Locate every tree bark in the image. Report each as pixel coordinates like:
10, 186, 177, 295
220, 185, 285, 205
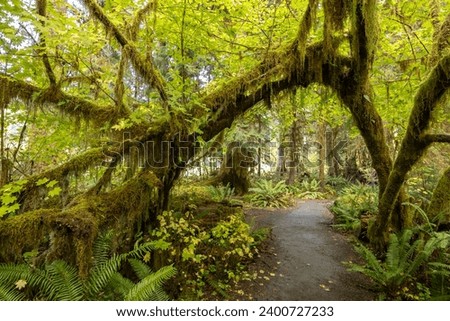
428, 167, 450, 229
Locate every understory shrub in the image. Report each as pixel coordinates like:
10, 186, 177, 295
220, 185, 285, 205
289, 178, 326, 200
151, 208, 259, 299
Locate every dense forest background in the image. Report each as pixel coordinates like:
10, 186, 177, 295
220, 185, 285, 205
0, 0, 449, 300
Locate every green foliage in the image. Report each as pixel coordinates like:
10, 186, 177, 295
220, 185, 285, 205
248, 179, 292, 208
0, 232, 175, 301
151, 209, 258, 299
349, 229, 450, 300
207, 184, 235, 203
170, 184, 213, 211
406, 166, 440, 206
331, 183, 378, 233
326, 176, 352, 194
0, 179, 27, 219
290, 179, 326, 200
125, 265, 177, 301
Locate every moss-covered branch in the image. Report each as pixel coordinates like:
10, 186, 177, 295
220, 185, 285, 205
422, 134, 450, 145
81, 0, 168, 105
0, 170, 161, 275
0, 74, 128, 125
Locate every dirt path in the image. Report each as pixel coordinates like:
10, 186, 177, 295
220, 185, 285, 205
241, 200, 375, 300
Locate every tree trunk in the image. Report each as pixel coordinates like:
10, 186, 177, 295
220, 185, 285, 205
428, 167, 450, 230
318, 121, 326, 190
211, 142, 252, 195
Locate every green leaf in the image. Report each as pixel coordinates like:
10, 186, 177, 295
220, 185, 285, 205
46, 180, 58, 188
1, 194, 17, 205
48, 187, 62, 197
6, 203, 20, 214
0, 207, 9, 218
36, 178, 50, 186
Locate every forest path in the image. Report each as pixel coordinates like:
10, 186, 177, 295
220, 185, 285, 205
242, 200, 375, 300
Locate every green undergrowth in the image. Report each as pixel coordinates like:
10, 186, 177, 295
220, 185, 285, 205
246, 179, 293, 208
150, 206, 265, 299
330, 183, 378, 238
0, 231, 175, 301
348, 228, 450, 300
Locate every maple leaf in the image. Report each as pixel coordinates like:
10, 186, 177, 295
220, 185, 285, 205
15, 279, 27, 290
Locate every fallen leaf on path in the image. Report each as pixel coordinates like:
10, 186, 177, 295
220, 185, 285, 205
319, 284, 331, 292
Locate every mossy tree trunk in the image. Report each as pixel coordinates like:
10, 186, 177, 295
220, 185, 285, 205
428, 167, 450, 230
211, 142, 254, 195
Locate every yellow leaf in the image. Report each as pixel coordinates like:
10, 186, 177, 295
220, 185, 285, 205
143, 252, 151, 263
15, 279, 27, 290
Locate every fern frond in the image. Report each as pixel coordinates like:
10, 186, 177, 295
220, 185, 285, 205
46, 260, 83, 301
85, 254, 123, 298
0, 263, 54, 300
92, 230, 114, 267
0, 284, 25, 301
125, 265, 176, 301
146, 287, 170, 301
128, 258, 152, 280
108, 272, 134, 298
429, 262, 450, 276
125, 240, 170, 259
0, 263, 30, 283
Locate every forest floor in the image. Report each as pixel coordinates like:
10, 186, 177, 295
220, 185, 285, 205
232, 200, 376, 300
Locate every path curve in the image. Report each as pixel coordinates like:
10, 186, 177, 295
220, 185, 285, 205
244, 200, 375, 300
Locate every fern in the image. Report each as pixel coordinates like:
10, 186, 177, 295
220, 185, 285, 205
85, 254, 123, 298
207, 184, 234, 203
249, 180, 291, 208
46, 260, 84, 301
0, 284, 25, 301
108, 272, 134, 297
296, 179, 325, 200
0, 233, 175, 301
128, 258, 152, 280
349, 230, 449, 297
92, 229, 114, 266
125, 265, 176, 301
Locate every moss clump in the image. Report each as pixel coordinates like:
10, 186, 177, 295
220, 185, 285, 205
0, 169, 162, 276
